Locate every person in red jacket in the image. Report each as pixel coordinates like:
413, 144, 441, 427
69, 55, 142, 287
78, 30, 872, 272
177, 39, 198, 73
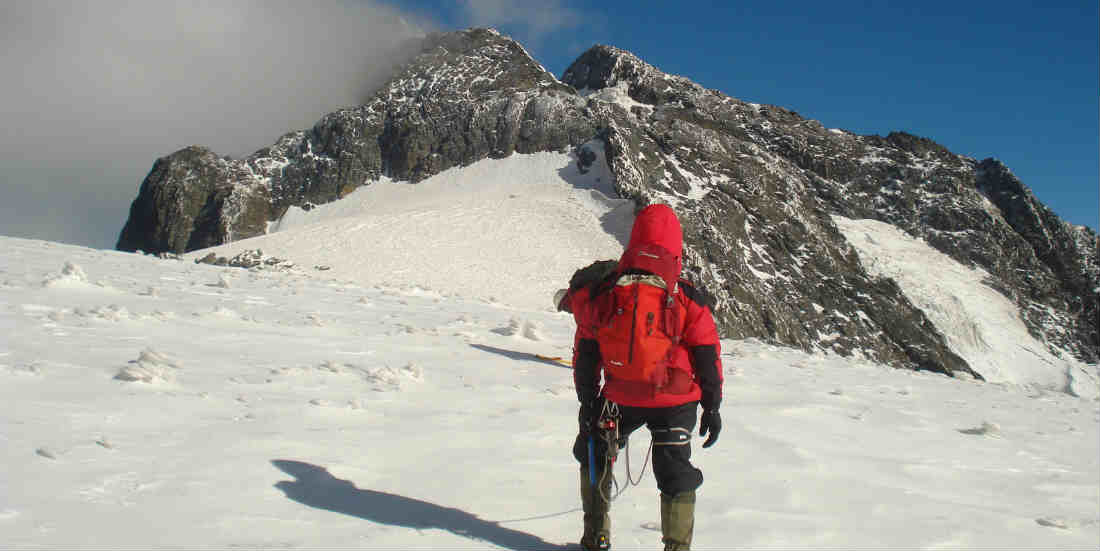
558, 204, 723, 551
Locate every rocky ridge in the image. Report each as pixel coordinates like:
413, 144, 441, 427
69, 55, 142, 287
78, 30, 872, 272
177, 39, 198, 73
117, 28, 1098, 376
118, 29, 593, 253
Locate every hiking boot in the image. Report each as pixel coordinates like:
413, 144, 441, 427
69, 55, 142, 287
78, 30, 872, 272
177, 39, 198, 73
579, 466, 612, 550
660, 490, 695, 550
581, 533, 610, 550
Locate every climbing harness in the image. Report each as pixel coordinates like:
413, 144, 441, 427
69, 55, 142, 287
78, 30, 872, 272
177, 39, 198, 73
591, 400, 653, 503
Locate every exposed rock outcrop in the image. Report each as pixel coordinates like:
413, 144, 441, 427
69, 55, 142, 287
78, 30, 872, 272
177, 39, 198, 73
118, 29, 593, 255
118, 29, 1098, 374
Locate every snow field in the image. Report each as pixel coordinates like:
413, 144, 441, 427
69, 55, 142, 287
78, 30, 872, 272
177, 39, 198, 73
1, 236, 1097, 548
2, 238, 583, 547
1, 149, 1097, 548
225, 146, 632, 314
833, 215, 1099, 399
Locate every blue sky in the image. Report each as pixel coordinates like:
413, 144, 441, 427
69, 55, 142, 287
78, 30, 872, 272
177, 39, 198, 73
394, 0, 1099, 231
0, 1, 1095, 250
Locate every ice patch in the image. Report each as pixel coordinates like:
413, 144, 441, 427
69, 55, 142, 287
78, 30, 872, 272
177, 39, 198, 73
1066, 363, 1100, 400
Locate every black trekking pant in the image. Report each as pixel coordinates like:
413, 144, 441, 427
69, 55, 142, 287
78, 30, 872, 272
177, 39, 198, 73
573, 400, 703, 496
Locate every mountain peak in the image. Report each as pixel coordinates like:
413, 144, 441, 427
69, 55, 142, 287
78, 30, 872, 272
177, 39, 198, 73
118, 28, 1098, 372
384, 27, 565, 102
562, 44, 702, 104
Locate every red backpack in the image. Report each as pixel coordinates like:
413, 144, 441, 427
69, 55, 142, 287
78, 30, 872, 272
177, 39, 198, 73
593, 241, 683, 390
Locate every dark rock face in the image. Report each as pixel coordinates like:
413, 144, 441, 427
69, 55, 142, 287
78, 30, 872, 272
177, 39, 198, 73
118, 30, 1098, 374
119, 28, 594, 255
559, 45, 1096, 367
117, 146, 271, 254
973, 159, 1098, 362
562, 46, 975, 376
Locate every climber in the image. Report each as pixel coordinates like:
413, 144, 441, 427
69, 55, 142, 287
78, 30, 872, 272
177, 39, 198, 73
558, 203, 724, 551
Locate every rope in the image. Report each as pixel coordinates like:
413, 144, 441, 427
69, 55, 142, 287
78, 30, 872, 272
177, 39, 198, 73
595, 401, 653, 503
624, 430, 653, 487
505, 400, 657, 522
497, 506, 582, 524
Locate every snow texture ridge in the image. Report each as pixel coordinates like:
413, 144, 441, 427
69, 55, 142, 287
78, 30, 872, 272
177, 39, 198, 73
1, 235, 1097, 548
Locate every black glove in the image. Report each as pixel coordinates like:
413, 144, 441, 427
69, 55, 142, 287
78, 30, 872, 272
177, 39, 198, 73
699, 409, 721, 448
578, 397, 602, 435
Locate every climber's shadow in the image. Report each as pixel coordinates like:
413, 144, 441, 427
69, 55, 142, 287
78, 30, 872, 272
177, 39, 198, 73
271, 460, 574, 550
469, 343, 571, 369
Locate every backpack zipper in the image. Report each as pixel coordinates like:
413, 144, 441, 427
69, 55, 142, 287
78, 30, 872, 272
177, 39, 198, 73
628, 284, 639, 364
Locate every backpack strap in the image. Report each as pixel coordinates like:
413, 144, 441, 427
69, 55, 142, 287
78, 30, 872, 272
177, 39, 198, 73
663, 282, 682, 346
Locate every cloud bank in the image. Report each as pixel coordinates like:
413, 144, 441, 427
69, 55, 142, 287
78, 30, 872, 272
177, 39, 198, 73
1, 1, 429, 248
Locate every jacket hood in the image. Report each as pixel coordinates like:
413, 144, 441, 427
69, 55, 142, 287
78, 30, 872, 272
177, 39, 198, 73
618, 204, 683, 286
626, 204, 683, 258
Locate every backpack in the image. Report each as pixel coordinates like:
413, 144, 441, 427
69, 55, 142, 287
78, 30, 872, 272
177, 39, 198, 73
592, 242, 683, 389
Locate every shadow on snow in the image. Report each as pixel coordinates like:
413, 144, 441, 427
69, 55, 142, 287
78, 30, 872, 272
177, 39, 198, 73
469, 343, 572, 369
271, 460, 575, 550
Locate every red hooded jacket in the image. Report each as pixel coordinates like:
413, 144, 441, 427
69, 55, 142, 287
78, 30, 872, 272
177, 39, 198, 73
565, 204, 724, 409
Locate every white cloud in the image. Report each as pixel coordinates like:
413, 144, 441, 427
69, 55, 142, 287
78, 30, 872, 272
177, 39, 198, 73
0, 0, 431, 248
1, 0, 427, 159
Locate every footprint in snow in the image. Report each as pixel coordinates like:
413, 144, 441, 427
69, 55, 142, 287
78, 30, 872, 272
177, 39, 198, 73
41, 261, 88, 288
957, 421, 1001, 437
114, 348, 182, 384
206, 274, 232, 289
401, 362, 424, 381
73, 304, 133, 322
391, 323, 418, 335
3, 362, 42, 376
318, 360, 345, 373
78, 471, 163, 507
492, 318, 546, 341
1035, 517, 1070, 530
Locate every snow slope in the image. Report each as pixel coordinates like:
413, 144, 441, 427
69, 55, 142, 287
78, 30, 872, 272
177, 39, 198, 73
834, 216, 1099, 399
1, 236, 1097, 548
210, 143, 634, 312
1, 149, 1097, 548
200, 146, 1096, 399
